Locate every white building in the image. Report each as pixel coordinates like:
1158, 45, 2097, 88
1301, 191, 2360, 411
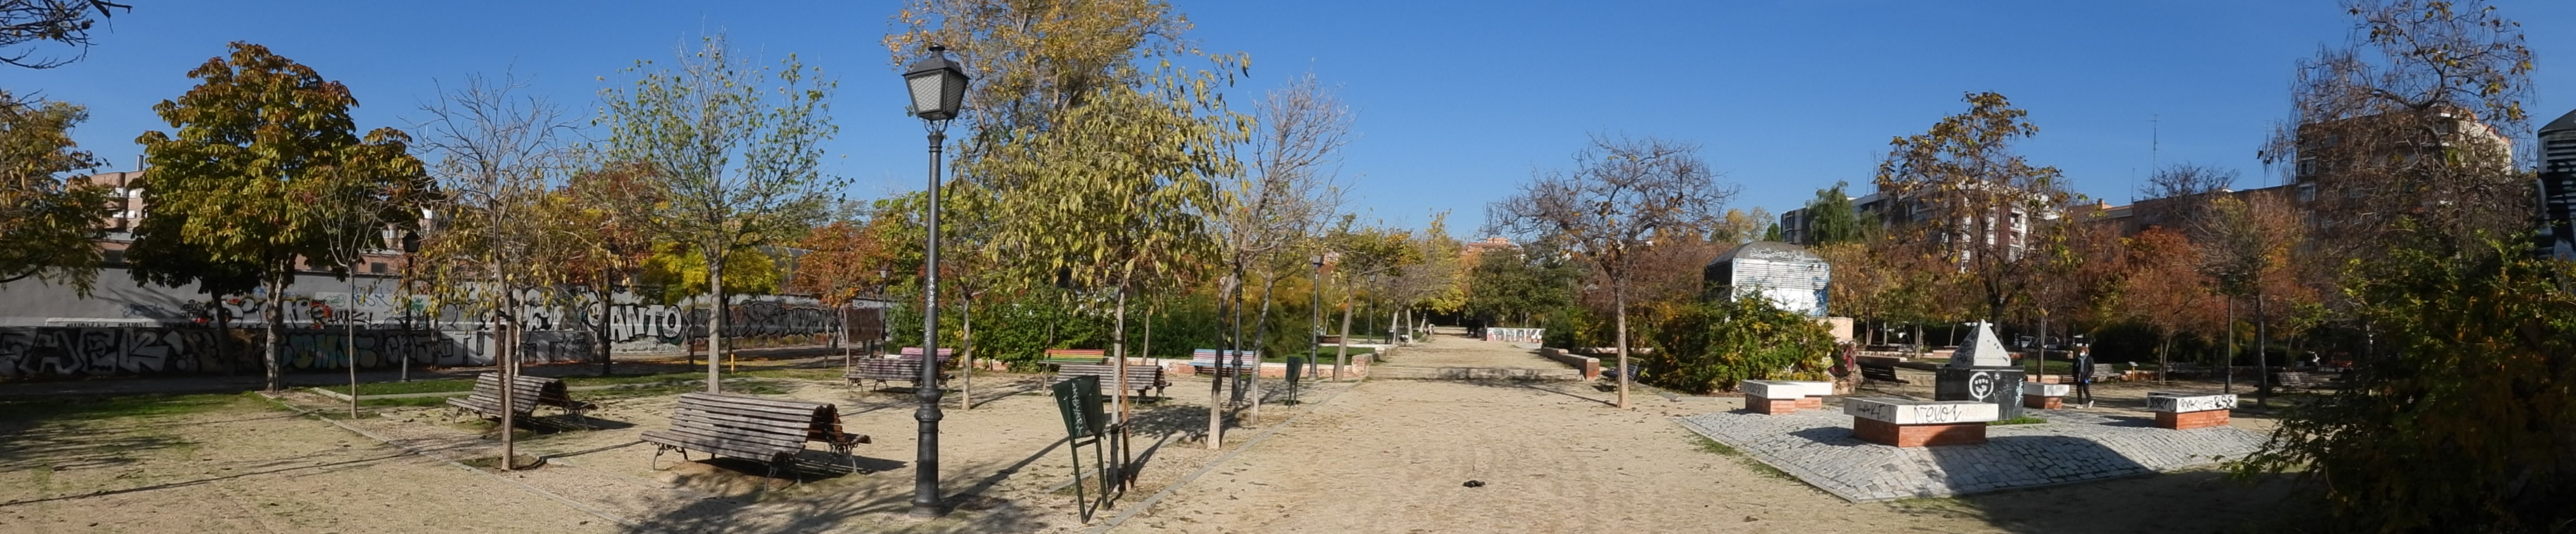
1703, 241, 1831, 316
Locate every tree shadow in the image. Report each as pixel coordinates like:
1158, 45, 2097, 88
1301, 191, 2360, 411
1786, 426, 1871, 447
1441, 378, 1616, 407
1905, 467, 2318, 533
0, 451, 412, 508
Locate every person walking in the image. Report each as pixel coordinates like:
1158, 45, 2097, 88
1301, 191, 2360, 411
2071, 343, 2097, 408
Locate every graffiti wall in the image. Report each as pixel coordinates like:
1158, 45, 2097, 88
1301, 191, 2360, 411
0, 267, 840, 378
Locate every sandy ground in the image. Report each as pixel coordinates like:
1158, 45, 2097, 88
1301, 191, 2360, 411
1110, 331, 2310, 534
0, 394, 616, 534
0, 331, 2313, 533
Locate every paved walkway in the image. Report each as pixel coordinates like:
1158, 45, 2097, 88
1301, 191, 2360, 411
1677, 406, 2266, 502
1369, 328, 1581, 380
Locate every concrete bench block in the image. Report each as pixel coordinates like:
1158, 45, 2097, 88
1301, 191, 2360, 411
2147, 392, 2237, 430
1844, 398, 1999, 448
2021, 383, 2071, 409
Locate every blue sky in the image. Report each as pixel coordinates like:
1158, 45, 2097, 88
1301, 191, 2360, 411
12, 1, 2573, 234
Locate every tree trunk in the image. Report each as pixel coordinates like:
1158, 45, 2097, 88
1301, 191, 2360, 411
2158, 333, 2173, 385
263, 266, 285, 392
959, 295, 974, 410
1111, 279, 1132, 424
1333, 293, 1356, 381
598, 277, 614, 377
2224, 299, 2235, 394
2255, 294, 2270, 406
498, 274, 519, 471
706, 257, 724, 394
346, 267, 360, 418
2035, 312, 2048, 377
1614, 283, 1630, 409
1247, 275, 1280, 428
1209, 278, 1232, 450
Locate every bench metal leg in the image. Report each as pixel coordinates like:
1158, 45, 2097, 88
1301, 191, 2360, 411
830, 441, 864, 474
649, 444, 687, 471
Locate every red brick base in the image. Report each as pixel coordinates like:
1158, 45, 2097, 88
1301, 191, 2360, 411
1747, 396, 1799, 414
1747, 396, 1826, 414
2024, 396, 2062, 409
1853, 417, 1988, 447
2156, 409, 2230, 430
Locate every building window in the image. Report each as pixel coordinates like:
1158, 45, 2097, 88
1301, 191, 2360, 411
2297, 183, 2317, 203
369, 262, 388, 274
2297, 158, 2318, 178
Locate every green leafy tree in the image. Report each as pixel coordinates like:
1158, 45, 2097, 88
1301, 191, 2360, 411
1462, 241, 1580, 328
0, 89, 110, 292
598, 33, 839, 393
1802, 182, 1865, 246
133, 42, 428, 392
2235, 234, 2576, 532
890, 0, 1247, 437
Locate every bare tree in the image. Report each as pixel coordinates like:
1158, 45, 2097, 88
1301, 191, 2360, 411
2259, 0, 2534, 261
1874, 92, 2069, 324
2136, 163, 2239, 231
1209, 71, 1350, 439
412, 74, 579, 471
0, 0, 127, 68
1493, 135, 1732, 409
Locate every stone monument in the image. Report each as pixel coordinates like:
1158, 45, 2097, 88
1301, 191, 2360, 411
1934, 322, 2026, 419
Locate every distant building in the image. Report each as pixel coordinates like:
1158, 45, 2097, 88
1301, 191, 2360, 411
1702, 241, 1830, 316
2539, 109, 2576, 259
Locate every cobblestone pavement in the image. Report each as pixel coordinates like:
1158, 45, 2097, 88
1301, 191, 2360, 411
1676, 406, 2266, 502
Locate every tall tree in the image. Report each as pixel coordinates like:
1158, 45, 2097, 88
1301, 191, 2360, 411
0, 0, 127, 69
1493, 134, 1733, 409
133, 42, 428, 392
1802, 182, 1865, 246
888, 0, 1247, 442
1874, 92, 2068, 323
2195, 194, 2307, 404
410, 73, 576, 468
598, 33, 839, 393
2259, 0, 2533, 261
1225, 71, 1352, 427
0, 89, 110, 291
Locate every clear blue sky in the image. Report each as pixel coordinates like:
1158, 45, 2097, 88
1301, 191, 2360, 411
13, 1, 2574, 234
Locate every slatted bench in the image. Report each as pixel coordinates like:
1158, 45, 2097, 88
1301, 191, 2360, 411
1057, 363, 1168, 399
2273, 371, 2346, 390
1859, 363, 1909, 385
2054, 363, 2118, 385
641, 392, 870, 482
845, 347, 953, 390
1189, 349, 1258, 377
445, 374, 595, 420
1043, 348, 1108, 366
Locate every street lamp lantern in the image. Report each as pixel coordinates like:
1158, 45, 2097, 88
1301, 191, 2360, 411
904, 45, 969, 121
902, 43, 969, 520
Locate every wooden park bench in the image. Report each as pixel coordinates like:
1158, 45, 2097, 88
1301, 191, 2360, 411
1859, 363, 1909, 385
2165, 362, 2210, 378
1043, 348, 1108, 367
1189, 349, 1258, 377
844, 347, 953, 390
446, 373, 595, 420
1057, 363, 1168, 399
641, 392, 870, 483
2273, 370, 2346, 391
2055, 363, 2119, 385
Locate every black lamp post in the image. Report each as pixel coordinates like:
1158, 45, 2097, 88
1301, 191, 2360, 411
902, 43, 969, 519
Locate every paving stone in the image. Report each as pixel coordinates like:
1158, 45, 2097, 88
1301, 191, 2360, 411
1675, 408, 2265, 503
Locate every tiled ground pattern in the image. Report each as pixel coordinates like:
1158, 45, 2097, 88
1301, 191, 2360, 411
1676, 407, 2264, 502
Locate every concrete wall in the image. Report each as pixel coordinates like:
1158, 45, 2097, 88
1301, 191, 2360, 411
0, 267, 837, 378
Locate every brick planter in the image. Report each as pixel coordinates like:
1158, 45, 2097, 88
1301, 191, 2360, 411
1852, 417, 1989, 448
2147, 392, 2237, 430
2021, 383, 2069, 409
1740, 380, 1834, 415
1844, 398, 2000, 448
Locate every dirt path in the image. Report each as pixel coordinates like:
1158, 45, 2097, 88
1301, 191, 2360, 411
1108, 334, 2304, 533
0, 394, 615, 534
1376, 330, 1568, 370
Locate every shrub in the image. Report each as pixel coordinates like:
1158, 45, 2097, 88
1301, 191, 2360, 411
1639, 297, 1834, 394
2234, 237, 2576, 532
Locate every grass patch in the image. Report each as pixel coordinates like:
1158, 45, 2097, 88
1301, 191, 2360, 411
319, 379, 475, 396
360, 396, 455, 408
1690, 435, 1794, 481
1694, 435, 1743, 456
0, 392, 251, 423
1989, 416, 2048, 426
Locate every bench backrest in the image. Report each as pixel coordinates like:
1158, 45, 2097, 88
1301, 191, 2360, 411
1859, 364, 1902, 380
897, 347, 956, 363
670, 392, 848, 450
1045, 349, 1107, 358
472, 373, 568, 413
1057, 363, 1164, 386
1189, 349, 1258, 368
850, 359, 926, 378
